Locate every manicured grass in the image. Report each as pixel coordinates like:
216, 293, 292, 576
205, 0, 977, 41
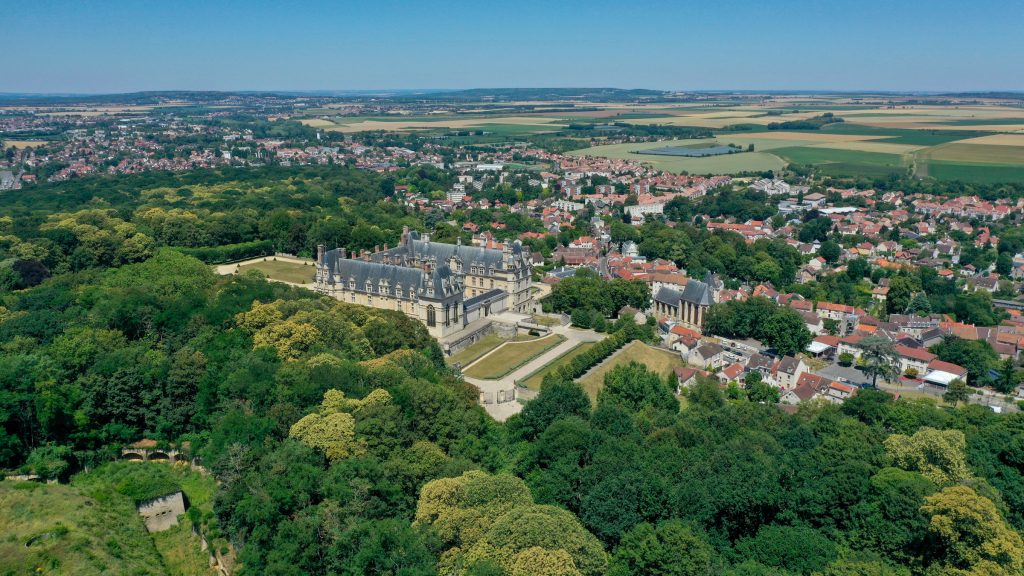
0, 482, 165, 575
521, 342, 597, 390
463, 334, 566, 379
237, 258, 316, 284
577, 341, 687, 400
448, 333, 511, 367
530, 314, 562, 327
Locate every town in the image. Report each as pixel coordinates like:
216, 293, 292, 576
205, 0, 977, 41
4, 39, 1024, 576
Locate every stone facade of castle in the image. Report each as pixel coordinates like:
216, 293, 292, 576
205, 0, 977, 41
313, 227, 533, 339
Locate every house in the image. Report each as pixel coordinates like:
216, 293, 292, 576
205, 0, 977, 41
674, 367, 706, 391
781, 373, 831, 405
894, 345, 937, 377
689, 343, 727, 370
924, 360, 969, 387
772, 356, 807, 390
718, 363, 745, 385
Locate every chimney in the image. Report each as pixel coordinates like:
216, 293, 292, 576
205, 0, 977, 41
384, 243, 389, 252
374, 244, 380, 254
401, 225, 409, 246
317, 244, 325, 264
361, 249, 370, 261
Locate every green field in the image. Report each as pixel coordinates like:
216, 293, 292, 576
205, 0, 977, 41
921, 161, 1024, 184
577, 341, 687, 399
237, 258, 316, 284
462, 334, 566, 379
0, 481, 165, 575
819, 123, 989, 146
520, 341, 597, 390
569, 138, 787, 174
0, 463, 217, 576
771, 146, 908, 178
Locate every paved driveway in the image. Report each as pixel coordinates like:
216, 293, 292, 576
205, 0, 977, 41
463, 325, 605, 421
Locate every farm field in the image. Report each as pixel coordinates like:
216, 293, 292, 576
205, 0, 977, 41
300, 115, 567, 133
236, 258, 316, 284
462, 334, 565, 379
577, 341, 687, 400
770, 146, 908, 178
569, 138, 788, 174
520, 341, 597, 390
3, 139, 50, 148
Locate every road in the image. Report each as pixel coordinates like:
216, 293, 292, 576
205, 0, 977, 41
462, 324, 605, 421
818, 363, 1020, 413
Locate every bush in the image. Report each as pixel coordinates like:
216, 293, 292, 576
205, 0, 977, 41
176, 240, 274, 263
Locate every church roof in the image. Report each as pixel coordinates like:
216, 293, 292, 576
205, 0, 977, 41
654, 278, 714, 307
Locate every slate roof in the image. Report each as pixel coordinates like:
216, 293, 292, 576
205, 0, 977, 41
654, 278, 714, 307
319, 249, 460, 299
377, 231, 527, 272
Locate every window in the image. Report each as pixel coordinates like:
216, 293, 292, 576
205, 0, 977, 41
426, 305, 436, 327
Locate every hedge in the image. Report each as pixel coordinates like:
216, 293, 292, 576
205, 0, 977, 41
175, 240, 274, 264
555, 324, 642, 381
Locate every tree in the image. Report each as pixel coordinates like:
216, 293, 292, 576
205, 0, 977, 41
931, 336, 998, 386
746, 380, 780, 404
598, 362, 679, 414
943, 379, 970, 408
921, 485, 1024, 574
906, 292, 931, 317
992, 358, 1022, 394
733, 525, 839, 574
884, 427, 971, 485
508, 378, 591, 441
608, 521, 714, 576
839, 352, 855, 367
886, 276, 920, 315
819, 240, 842, 264
857, 335, 899, 388
762, 308, 812, 356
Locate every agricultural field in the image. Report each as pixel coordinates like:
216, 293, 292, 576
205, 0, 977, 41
567, 103, 1024, 182
577, 341, 687, 399
298, 114, 566, 134
3, 139, 50, 148
236, 258, 316, 284
462, 334, 565, 379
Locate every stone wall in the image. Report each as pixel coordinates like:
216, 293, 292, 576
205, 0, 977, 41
137, 491, 186, 532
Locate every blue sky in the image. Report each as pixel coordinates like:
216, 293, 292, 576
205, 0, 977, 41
3, 0, 1023, 93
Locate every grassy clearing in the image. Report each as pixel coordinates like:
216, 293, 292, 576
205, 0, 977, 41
577, 341, 687, 400
447, 333, 535, 367
463, 334, 565, 380
521, 342, 597, 390
0, 481, 165, 575
237, 258, 316, 284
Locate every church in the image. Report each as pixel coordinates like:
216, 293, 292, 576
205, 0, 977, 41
312, 227, 533, 339
652, 273, 718, 331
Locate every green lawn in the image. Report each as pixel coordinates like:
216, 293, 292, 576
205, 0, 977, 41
447, 333, 533, 367
463, 334, 566, 379
520, 341, 598, 390
577, 341, 687, 400
237, 258, 316, 284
